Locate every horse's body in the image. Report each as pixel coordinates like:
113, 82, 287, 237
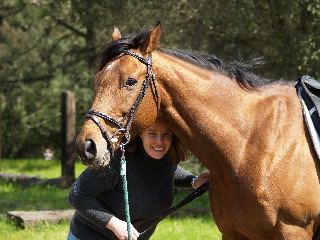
76, 23, 320, 239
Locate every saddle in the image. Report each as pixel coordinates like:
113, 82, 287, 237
296, 75, 320, 134
296, 76, 320, 240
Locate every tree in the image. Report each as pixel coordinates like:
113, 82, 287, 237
0, 0, 319, 158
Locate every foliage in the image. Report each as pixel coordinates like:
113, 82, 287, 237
0, 0, 319, 158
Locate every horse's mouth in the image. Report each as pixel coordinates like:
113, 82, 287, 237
80, 150, 111, 169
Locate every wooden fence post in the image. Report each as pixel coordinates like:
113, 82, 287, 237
61, 91, 76, 184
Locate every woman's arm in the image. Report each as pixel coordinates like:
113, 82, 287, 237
192, 171, 210, 188
68, 167, 118, 229
68, 166, 140, 239
174, 166, 210, 189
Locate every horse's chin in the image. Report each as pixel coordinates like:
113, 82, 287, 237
80, 150, 111, 169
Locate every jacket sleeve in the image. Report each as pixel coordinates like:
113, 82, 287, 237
173, 165, 196, 189
68, 165, 119, 229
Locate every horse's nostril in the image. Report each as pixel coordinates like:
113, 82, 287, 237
84, 140, 96, 159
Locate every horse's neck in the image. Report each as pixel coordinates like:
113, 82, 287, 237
153, 52, 261, 168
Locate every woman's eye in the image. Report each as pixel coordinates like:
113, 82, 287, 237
124, 78, 137, 88
163, 133, 172, 138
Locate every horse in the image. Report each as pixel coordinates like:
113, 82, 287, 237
75, 22, 320, 239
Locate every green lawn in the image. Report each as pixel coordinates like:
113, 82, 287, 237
0, 158, 87, 179
0, 159, 222, 239
153, 216, 221, 240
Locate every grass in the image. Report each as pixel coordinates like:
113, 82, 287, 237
0, 158, 87, 179
0, 220, 70, 240
0, 216, 220, 240
153, 216, 221, 240
1, 182, 71, 211
0, 180, 71, 240
0, 159, 222, 239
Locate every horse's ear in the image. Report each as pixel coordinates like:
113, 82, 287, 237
140, 22, 162, 54
112, 26, 122, 41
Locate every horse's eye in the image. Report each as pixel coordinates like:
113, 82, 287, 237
124, 78, 137, 88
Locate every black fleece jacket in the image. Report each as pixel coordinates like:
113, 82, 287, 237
68, 142, 195, 240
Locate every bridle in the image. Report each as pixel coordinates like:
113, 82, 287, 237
85, 50, 160, 156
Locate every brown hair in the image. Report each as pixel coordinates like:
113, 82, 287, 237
126, 132, 190, 164
169, 134, 190, 164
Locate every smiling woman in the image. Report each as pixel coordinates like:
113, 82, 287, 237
67, 119, 210, 240
139, 120, 173, 159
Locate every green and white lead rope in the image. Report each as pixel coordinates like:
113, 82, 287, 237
120, 145, 132, 240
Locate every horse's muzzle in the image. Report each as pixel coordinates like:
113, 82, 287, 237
76, 136, 111, 169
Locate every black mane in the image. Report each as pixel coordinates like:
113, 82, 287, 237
96, 29, 279, 89
96, 30, 152, 71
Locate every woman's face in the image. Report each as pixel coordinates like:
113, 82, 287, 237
139, 120, 173, 159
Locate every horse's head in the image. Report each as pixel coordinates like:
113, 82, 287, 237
76, 23, 163, 169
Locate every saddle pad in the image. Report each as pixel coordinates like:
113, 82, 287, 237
298, 75, 320, 134
297, 86, 320, 160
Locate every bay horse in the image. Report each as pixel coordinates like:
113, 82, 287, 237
75, 23, 320, 239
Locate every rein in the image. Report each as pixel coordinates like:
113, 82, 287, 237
136, 181, 210, 236
85, 50, 159, 157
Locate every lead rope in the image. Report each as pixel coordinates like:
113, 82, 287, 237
120, 144, 132, 240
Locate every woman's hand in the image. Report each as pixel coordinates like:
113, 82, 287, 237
106, 216, 140, 240
194, 171, 210, 188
